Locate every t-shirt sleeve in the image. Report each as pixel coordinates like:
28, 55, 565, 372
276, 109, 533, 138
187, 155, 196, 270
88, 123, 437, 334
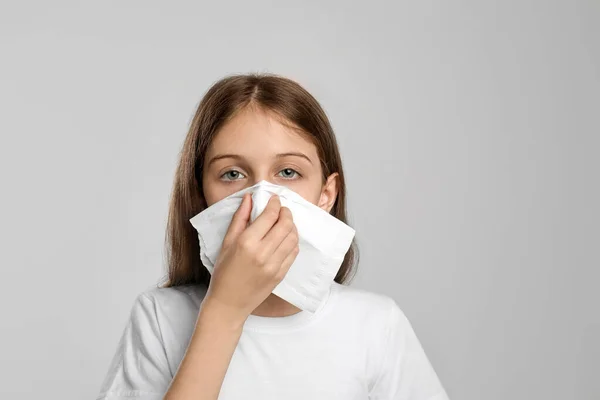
369, 299, 450, 400
96, 293, 173, 400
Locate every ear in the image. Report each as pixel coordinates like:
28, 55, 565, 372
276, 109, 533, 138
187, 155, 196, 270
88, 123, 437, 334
318, 173, 339, 213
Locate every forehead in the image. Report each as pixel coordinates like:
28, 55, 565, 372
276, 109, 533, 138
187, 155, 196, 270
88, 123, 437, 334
206, 107, 318, 158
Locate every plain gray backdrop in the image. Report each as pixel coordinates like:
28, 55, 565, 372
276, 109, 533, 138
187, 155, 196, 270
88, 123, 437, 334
1, 1, 598, 399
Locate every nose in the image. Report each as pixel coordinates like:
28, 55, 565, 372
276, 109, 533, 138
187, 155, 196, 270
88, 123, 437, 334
244, 177, 289, 191
246, 175, 274, 188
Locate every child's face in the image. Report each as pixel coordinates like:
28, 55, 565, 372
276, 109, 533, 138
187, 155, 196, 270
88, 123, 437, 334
202, 106, 338, 211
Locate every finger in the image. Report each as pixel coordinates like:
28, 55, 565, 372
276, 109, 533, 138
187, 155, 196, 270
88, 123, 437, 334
222, 193, 252, 246
258, 207, 295, 258
269, 224, 299, 269
244, 195, 281, 240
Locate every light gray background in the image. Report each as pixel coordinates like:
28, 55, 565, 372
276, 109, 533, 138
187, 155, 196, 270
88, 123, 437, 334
1, 1, 598, 399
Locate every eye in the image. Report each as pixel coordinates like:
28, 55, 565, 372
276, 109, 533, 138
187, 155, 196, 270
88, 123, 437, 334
278, 168, 300, 179
221, 170, 246, 181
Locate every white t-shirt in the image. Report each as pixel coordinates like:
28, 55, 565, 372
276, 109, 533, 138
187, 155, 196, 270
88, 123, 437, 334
96, 282, 449, 400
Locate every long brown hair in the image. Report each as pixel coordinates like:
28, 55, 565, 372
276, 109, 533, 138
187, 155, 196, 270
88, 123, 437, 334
161, 73, 358, 288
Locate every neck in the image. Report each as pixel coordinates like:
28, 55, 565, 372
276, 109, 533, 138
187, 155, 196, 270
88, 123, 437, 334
251, 293, 302, 317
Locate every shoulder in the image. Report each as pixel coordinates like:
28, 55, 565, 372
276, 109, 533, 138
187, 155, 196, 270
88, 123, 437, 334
330, 284, 443, 396
327, 282, 410, 338
330, 282, 404, 320
128, 284, 208, 336
137, 283, 208, 308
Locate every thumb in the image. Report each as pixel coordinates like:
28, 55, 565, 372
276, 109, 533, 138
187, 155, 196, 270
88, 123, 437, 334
223, 193, 252, 245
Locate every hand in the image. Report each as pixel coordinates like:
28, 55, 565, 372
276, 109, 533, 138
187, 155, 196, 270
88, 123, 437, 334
202, 193, 299, 322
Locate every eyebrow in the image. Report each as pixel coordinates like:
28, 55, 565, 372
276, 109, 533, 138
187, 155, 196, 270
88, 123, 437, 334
207, 154, 243, 167
276, 152, 313, 165
207, 152, 313, 167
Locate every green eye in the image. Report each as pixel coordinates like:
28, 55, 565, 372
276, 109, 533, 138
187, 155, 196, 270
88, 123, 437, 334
278, 168, 299, 179
221, 170, 245, 181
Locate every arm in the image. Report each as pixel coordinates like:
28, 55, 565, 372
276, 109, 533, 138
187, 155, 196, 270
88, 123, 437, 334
95, 292, 249, 400
97, 195, 297, 400
163, 299, 245, 400
165, 194, 298, 399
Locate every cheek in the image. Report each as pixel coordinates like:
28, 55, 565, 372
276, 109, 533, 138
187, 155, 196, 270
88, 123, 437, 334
202, 171, 237, 206
293, 183, 322, 206
204, 181, 249, 206
202, 183, 226, 207
202, 188, 215, 207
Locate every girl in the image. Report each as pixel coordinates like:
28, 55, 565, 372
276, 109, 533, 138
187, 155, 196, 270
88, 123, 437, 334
97, 74, 449, 400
